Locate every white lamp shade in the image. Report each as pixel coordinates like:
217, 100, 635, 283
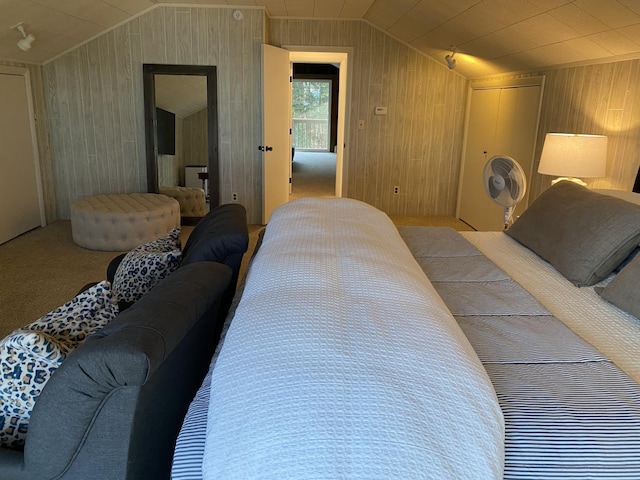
538, 133, 607, 178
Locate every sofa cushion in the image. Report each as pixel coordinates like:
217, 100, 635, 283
506, 181, 640, 286
0, 281, 118, 448
182, 204, 248, 266
112, 229, 182, 303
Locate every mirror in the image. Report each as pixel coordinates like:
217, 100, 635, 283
143, 64, 219, 219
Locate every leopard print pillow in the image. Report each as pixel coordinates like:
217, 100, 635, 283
112, 229, 182, 304
142, 227, 181, 252
26, 280, 118, 347
0, 281, 118, 448
0, 330, 70, 448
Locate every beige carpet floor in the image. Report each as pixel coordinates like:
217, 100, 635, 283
0, 222, 269, 339
0, 221, 127, 338
291, 151, 336, 199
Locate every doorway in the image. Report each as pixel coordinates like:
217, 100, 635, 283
287, 49, 350, 202
261, 48, 350, 222
291, 63, 338, 199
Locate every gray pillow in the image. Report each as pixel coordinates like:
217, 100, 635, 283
596, 253, 640, 319
506, 181, 640, 286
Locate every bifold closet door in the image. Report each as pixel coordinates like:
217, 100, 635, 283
0, 72, 42, 245
457, 85, 541, 231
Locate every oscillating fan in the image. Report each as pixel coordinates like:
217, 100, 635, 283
482, 155, 527, 229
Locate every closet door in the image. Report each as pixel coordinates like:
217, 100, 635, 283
0, 71, 43, 245
457, 83, 542, 231
456, 88, 500, 231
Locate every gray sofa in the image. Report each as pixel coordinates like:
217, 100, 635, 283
0, 204, 249, 480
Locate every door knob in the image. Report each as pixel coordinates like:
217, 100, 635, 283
258, 145, 273, 152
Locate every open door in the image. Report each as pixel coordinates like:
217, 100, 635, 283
0, 68, 44, 244
262, 44, 291, 224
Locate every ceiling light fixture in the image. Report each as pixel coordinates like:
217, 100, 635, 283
11, 22, 35, 52
445, 47, 457, 70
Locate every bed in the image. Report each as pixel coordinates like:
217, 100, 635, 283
172, 181, 640, 479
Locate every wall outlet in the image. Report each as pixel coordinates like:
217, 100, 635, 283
358, 120, 365, 130
393, 186, 400, 194
232, 192, 238, 202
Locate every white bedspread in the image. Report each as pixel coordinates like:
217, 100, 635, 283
203, 198, 504, 479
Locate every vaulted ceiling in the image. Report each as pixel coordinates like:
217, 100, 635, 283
2, 0, 640, 78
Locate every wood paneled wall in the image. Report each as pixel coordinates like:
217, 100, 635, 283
475, 60, 640, 203
157, 154, 179, 187
270, 19, 468, 216
41, 7, 639, 223
182, 108, 208, 174
43, 6, 264, 222
0, 60, 56, 223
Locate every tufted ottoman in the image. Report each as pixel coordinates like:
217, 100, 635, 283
159, 186, 207, 217
71, 193, 180, 251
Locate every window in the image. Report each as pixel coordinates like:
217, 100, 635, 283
292, 80, 331, 150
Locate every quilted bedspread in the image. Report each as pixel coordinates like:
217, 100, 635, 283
400, 226, 640, 478
202, 198, 504, 479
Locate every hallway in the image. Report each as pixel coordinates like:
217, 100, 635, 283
290, 151, 336, 200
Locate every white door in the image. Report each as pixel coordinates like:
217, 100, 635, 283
262, 44, 291, 224
457, 84, 542, 231
493, 86, 541, 212
0, 71, 43, 244
457, 89, 500, 231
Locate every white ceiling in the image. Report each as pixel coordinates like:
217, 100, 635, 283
155, 74, 207, 118
2, 0, 640, 78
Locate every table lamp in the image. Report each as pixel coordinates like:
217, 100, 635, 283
537, 133, 607, 186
